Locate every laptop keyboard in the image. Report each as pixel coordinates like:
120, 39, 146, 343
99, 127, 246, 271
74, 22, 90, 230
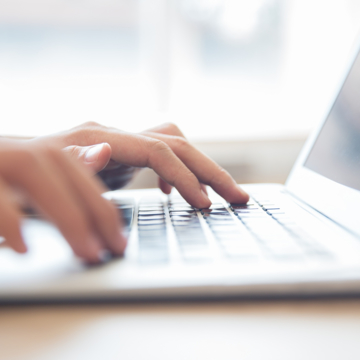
114, 194, 331, 265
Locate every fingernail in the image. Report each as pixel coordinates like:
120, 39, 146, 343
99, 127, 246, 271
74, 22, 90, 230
85, 144, 105, 163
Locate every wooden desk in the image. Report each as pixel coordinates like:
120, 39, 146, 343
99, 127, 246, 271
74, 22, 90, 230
1, 300, 360, 360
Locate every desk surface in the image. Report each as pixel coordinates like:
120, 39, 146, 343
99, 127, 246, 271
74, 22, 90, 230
1, 299, 360, 360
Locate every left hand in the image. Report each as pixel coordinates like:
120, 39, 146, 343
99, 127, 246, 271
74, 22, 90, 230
36, 121, 249, 208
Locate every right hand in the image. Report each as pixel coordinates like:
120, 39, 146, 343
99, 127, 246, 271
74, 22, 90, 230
0, 139, 126, 263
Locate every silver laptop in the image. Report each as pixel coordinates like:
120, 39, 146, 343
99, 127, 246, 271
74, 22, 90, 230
1, 44, 360, 303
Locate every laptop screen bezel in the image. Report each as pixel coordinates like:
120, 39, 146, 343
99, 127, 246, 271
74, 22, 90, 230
285, 39, 360, 238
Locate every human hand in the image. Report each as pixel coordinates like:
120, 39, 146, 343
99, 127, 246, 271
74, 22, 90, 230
0, 139, 126, 262
41, 122, 249, 208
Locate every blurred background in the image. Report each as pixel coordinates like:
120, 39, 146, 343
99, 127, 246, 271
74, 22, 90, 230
1, 0, 360, 186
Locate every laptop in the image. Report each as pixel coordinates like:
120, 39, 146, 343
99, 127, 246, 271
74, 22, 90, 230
1, 44, 360, 303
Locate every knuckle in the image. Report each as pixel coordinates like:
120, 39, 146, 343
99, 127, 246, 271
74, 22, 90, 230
64, 145, 78, 158
75, 122, 107, 144
146, 139, 172, 168
210, 166, 230, 186
150, 139, 171, 154
81, 121, 102, 129
172, 136, 189, 152
163, 122, 180, 133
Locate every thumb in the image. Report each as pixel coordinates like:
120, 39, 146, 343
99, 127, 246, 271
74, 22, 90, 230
63, 143, 112, 174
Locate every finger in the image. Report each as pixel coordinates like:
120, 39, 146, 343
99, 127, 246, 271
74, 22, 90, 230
1, 149, 103, 262
144, 139, 211, 208
158, 177, 206, 196
141, 132, 249, 204
143, 122, 185, 138
142, 125, 210, 198
145, 124, 187, 196
52, 149, 127, 255
145, 124, 209, 197
201, 184, 208, 195
62, 143, 112, 174
158, 177, 173, 195
0, 177, 27, 253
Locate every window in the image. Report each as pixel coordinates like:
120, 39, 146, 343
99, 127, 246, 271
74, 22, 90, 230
0, 0, 360, 141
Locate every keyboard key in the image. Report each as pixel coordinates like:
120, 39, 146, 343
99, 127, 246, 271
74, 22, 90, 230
241, 219, 277, 228
178, 238, 208, 246
170, 215, 197, 221
236, 212, 268, 218
229, 202, 257, 209
209, 225, 240, 233
265, 245, 304, 258
138, 215, 165, 221
170, 212, 197, 217
214, 232, 247, 240
169, 211, 196, 216
208, 206, 228, 211
138, 206, 164, 211
267, 210, 285, 215
203, 212, 232, 217
176, 231, 205, 238
139, 248, 169, 264
176, 230, 206, 239
201, 209, 229, 214
138, 229, 167, 236
139, 239, 167, 247
138, 220, 166, 226
181, 247, 212, 262
257, 201, 275, 205
271, 213, 291, 219
168, 206, 194, 211
235, 212, 264, 217
222, 245, 258, 259
230, 205, 260, 211
138, 211, 165, 216
275, 218, 296, 225
204, 216, 233, 222
172, 221, 201, 228
218, 233, 256, 242
175, 234, 205, 242
234, 209, 264, 213
205, 220, 235, 226
262, 206, 281, 211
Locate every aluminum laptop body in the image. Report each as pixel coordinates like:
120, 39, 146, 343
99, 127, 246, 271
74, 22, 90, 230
1, 43, 360, 303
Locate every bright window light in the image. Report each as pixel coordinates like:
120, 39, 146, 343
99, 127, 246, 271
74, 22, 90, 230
0, 0, 359, 141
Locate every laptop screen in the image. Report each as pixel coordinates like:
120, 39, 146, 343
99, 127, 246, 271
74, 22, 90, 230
305, 49, 360, 192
